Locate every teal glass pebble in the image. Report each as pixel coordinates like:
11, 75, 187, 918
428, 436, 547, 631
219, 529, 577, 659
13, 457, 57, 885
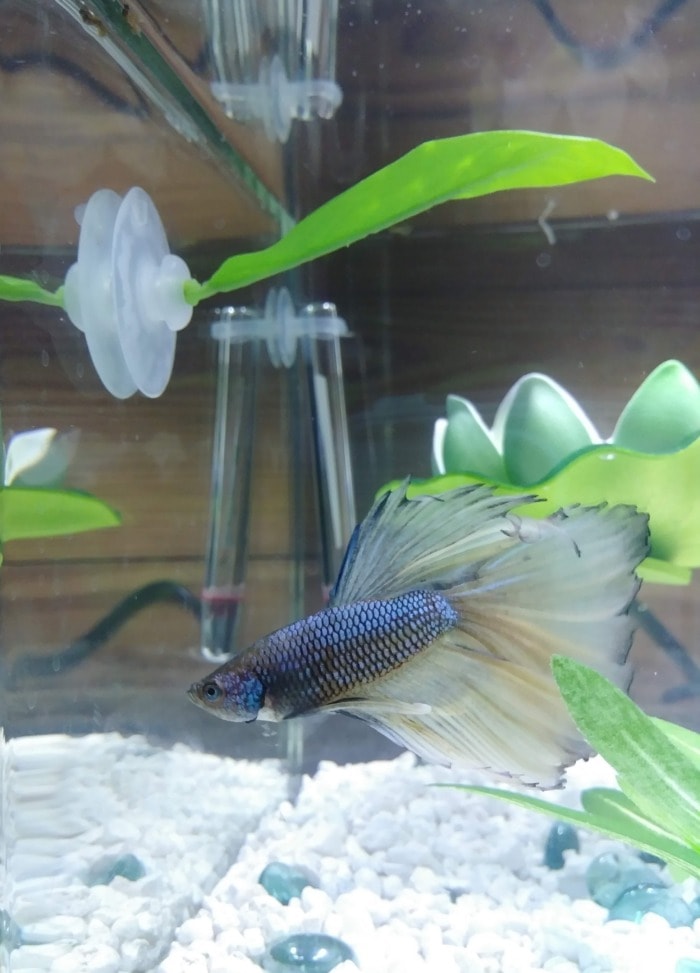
689, 896, 700, 921
586, 852, 666, 908
259, 862, 319, 905
85, 852, 146, 886
544, 822, 580, 869
647, 894, 695, 928
608, 885, 694, 927
676, 958, 700, 973
265, 933, 356, 973
0, 910, 22, 950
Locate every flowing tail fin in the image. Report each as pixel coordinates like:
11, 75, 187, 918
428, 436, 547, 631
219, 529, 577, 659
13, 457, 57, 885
332, 487, 649, 787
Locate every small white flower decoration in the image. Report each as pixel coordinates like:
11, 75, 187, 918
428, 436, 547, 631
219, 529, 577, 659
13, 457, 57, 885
4, 428, 79, 487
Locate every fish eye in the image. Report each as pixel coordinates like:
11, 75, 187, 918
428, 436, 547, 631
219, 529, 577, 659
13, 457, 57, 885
202, 681, 222, 703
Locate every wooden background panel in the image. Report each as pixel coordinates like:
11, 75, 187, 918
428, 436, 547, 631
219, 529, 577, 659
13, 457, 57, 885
0, 323, 315, 564
1, 2, 283, 249
4, 0, 700, 249
323, 218, 700, 428
308, 0, 700, 224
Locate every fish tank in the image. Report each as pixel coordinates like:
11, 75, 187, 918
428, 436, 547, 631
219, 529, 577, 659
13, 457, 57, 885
3, 2, 700, 972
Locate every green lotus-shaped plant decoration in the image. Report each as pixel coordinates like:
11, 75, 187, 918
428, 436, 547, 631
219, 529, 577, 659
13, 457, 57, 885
405, 360, 700, 585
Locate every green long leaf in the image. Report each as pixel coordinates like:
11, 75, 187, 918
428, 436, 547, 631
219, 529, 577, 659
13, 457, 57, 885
552, 657, 700, 850
580, 788, 700, 879
456, 784, 700, 879
2, 486, 121, 542
653, 717, 700, 769
187, 131, 652, 302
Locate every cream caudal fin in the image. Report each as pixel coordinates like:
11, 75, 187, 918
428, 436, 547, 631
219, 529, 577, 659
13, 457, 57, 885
330, 496, 649, 786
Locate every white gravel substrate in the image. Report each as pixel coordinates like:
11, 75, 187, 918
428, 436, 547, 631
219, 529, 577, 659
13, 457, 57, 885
4, 733, 286, 973
4, 734, 700, 973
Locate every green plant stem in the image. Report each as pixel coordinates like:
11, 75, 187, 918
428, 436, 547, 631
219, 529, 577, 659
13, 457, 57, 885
0, 277, 64, 308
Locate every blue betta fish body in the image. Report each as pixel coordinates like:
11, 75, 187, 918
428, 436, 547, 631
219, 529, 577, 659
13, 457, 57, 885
189, 481, 649, 787
197, 591, 459, 721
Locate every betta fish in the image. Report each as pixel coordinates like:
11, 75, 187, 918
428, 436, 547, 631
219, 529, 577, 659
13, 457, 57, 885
188, 482, 649, 786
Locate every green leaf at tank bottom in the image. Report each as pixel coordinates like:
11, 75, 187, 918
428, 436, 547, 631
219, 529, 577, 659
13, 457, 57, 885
551, 656, 700, 853
448, 659, 700, 881
2, 486, 121, 542
653, 717, 700, 769
381, 436, 700, 582
453, 783, 700, 881
187, 131, 652, 303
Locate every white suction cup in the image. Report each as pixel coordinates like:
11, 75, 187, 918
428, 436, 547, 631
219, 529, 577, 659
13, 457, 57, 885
64, 187, 193, 398
112, 188, 192, 398
211, 55, 342, 143
63, 190, 137, 399
211, 287, 348, 366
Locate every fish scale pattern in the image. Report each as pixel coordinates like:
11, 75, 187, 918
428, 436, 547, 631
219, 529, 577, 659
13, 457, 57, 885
255, 589, 459, 715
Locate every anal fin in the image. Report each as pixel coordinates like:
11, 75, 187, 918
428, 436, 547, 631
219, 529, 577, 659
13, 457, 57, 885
330, 636, 589, 787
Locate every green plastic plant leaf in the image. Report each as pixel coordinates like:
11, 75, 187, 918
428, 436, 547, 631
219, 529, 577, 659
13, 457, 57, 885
652, 716, 700, 771
2, 486, 121, 542
551, 656, 700, 851
447, 661, 700, 879
186, 132, 652, 303
582, 787, 700, 881
0, 276, 63, 308
437, 395, 506, 479
454, 782, 700, 879
496, 373, 600, 485
379, 435, 700, 583
613, 360, 700, 453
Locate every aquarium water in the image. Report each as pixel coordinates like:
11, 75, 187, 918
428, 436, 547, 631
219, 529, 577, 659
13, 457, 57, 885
3, 3, 700, 973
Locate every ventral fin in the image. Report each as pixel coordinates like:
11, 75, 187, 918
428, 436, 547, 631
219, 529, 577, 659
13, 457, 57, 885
322, 698, 432, 718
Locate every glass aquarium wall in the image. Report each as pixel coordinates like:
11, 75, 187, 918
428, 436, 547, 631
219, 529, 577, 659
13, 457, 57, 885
2, 2, 700, 972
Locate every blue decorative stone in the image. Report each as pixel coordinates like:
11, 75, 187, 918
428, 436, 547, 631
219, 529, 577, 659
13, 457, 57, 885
259, 862, 319, 905
608, 885, 694, 927
649, 895, 695, 928
544, 822, 580, 869
676, 958, 700, 973
0, 910, 22, 950
689, 896, 700, 921
586, 852, 666, 908
85, 853, 146, 886
264, 933, 356, 972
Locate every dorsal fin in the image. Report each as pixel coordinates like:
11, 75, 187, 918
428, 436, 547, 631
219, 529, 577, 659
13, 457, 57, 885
330, 480, 538, 605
